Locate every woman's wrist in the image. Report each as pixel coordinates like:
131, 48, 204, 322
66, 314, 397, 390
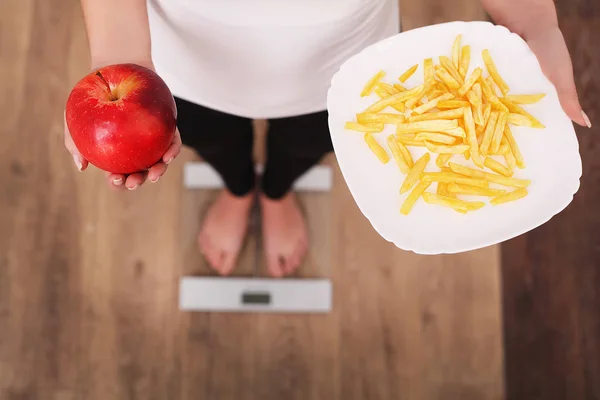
90, 56, 154, 71
519, 20, 560, 42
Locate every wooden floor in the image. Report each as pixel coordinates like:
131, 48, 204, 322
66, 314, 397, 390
0, 0, 595, 399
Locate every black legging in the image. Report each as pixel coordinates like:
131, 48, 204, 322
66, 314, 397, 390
175, 97, 334, 199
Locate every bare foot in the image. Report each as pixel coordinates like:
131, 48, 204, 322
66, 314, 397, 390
198, 190, 254, 275
260, 192, 309, 277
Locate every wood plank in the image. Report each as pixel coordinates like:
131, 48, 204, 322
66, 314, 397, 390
500, 8, 600, 400
0, 0, 85, 397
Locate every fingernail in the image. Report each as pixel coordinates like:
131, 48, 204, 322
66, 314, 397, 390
127, 185, 138, 191
166, 157, 174, 165
113, 178, 123, 185
582, 110, 592, 128
150, 176, 160, 183
73, 155, 83, 171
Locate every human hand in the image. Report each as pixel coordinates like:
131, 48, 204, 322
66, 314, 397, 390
524, 24, 591, 128
64, 63, 182, 190
64, 118, 181, 190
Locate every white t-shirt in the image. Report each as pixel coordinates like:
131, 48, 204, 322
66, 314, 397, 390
147, 0, 400, 119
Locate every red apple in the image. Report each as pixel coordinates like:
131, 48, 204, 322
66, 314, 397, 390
66, 63, 176, 174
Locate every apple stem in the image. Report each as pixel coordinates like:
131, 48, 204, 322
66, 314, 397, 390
95, 71, 117, 101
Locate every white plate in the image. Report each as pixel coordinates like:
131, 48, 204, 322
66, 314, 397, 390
327, 21, 582, 255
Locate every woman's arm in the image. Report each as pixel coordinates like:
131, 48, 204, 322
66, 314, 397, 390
480, 0, 557, 37
82, 0, 153, 69
480, 0, 591, 127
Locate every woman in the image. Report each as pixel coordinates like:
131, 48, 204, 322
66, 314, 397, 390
64, 0, 591, 277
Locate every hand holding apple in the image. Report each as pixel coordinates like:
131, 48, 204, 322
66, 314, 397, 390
64, 63, 182, 190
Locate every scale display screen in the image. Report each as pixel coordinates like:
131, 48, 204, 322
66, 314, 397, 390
241, 292, 271, 305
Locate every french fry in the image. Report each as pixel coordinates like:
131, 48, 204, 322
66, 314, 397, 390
480, 111, 499, 156
482, 103, 492, 127
487, 76, 498, 95
387, 135, 411, 173
396, 132, 416, 140
408, 108, 464, 122
488, 144, 510, 155
357, 113, 405, 125
374, 88, 390, 99
396, 119, 459, 134
416, 132, 457, 144
399, 64, 419, 83
423, 192, 485, 212
437, 100, 471, 109
364, 133, 389, 163
466, 88, 481, 109
393, 102, 406, 113
397, 138, 427, 147
459, 45, 471, 79
424, 58, 434, 83
472, 83, 484, 124
435, 65, 460, 90
436, 153, 453, 167
412, 93, 454, 114
504, 151, 517, 171
491, 112, 508, 153
463, 106, 483, 167
427, 90, 447, 100
477, 104, 492, 139
361, 70, 386, 97
396, 139, 414, 167
425, 142, 470, 154
421, 172, 489, 188
437, 182, 450, 196
458, 67, 482, 97
482, 49, 510, 95
452, 35, 462, 69
449, 162, 530, 188
484, 157, 513, 177
505, 94, 546, 104
400, 180, 432, 215
447, 183, 506, 197
479, 76, 509, 112
467, 91, 484, 127
499, 98, 545, 128
374, 94, 407, 113
365, 84, 424, 112
435, 80, 450, 93
345, 121, 384, 133
405, 80, 434, 109
507, 113, 533, 127
440, 56, 464, 86
444, 127, 467, 138
356, 113, 381, 124
503, 125, 525, 169
400, 153, 430, 194
490, 188, 528, 205
376, 82, 398, 95
394, 83, 407, 92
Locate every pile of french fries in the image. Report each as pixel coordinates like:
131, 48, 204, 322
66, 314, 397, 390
345, 34, 545, 215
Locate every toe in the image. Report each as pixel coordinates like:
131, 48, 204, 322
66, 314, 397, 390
267, 254, 285, 278
220, 251, 238, 276
284, 253, 301, 275
285, 240, 306, 273
200, 237, 224, 272
212, 251, 229, 275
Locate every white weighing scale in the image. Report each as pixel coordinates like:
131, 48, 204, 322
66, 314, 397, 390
179, 162, 333, 313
